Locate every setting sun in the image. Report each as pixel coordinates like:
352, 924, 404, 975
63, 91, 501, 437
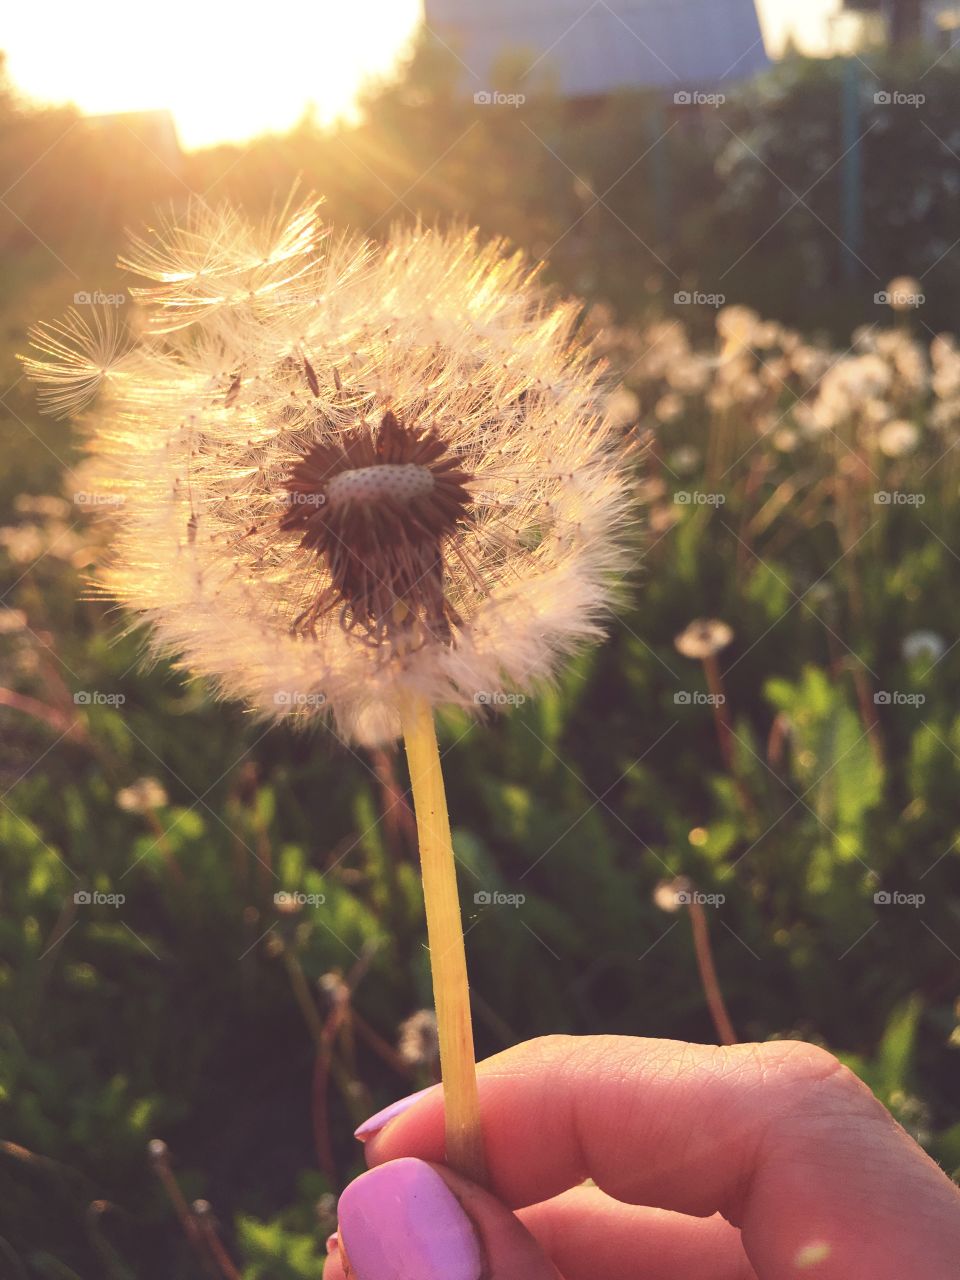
3, 0, 423, 150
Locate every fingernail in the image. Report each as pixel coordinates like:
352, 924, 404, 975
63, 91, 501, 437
353, 1084, 436, 1141
338, 1158, 482, 1280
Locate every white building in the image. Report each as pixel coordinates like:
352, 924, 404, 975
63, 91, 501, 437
423, 0, 770, 98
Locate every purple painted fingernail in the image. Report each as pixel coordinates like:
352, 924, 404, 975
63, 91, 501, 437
354, 1084, 437, 1141
338, 1158, 482, 1280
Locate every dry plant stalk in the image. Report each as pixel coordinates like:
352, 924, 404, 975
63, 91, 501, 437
400, 693, 486, 1182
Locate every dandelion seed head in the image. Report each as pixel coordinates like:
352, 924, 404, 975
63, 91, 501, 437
716, 304, 761, 353
884, 275, 923, 312
656, 392, 685, 423
772, 427, 799, 453
902, 630, 946, 664
116, 776, 169, 813
398, 1009, 440, 1067
24, 200, 633, 745
668, 445, 700, 473
0, 608, 29, 635
653, 876, 691, 913
674, 619, 733, 660
877, 418, 919, 458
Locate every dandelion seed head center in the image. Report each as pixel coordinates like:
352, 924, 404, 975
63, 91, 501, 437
325, 463, 436, 509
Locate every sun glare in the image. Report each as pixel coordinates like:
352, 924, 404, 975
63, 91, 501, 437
3, 0, 423, 150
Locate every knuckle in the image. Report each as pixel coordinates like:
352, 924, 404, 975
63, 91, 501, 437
759, 1038, 844, 1079
752, 1039, 878, 1118
488, 1033, 581, 1077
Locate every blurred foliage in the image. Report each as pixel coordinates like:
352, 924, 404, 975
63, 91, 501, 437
6, 41, 960, 335
1, 32, 960, 1279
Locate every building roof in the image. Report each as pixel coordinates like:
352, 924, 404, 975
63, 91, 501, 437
83, 109, 182, 170
424, 0, 770, 96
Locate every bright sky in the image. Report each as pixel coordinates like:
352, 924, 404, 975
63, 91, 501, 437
2, 1, 425, 150
758, 0, 842, 54
2, 1, 839, 152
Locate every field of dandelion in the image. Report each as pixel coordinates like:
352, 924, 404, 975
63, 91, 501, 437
2, 41, 960, 1280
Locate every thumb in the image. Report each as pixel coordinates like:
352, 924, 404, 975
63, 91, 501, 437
324, 1156, 562, 1280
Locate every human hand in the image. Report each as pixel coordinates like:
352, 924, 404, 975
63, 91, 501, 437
323, 1035, 960, 1279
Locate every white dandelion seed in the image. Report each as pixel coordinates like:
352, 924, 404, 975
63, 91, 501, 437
21, 305, 132, 419
22, 199, 633, 746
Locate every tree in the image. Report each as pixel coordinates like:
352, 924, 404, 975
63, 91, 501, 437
843, 0, 924, 47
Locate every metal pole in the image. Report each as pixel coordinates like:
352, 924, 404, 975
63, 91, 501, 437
840, 57, 863, 281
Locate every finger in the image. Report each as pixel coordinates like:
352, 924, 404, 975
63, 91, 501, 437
329, 1156, 561, 1280
360, 1035, 960, 1279
322, 1182, 755, 1280
518, 1186, 757, 1280
321, 1233, 347, 1280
